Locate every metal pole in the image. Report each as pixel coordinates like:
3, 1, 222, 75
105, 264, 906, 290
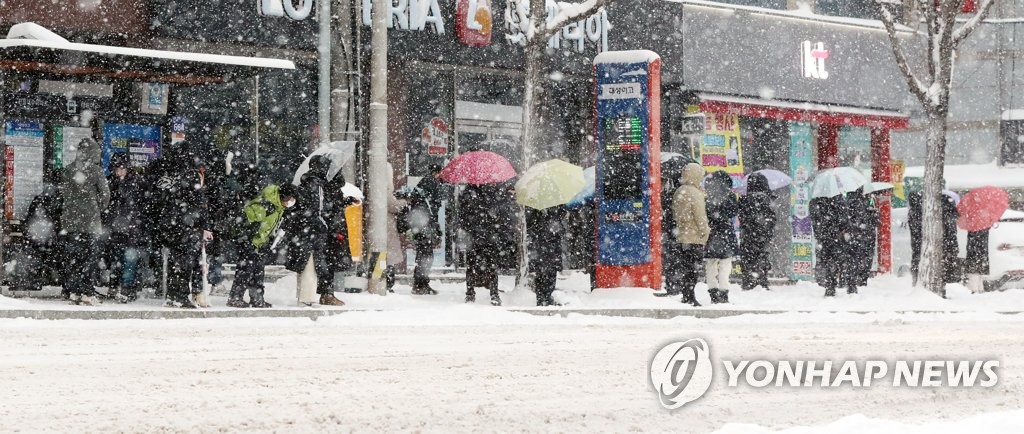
317, 0, 332, 147
366, 0, 389, 295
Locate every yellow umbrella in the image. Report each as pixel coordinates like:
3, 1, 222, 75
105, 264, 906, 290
514, 159, 586, 210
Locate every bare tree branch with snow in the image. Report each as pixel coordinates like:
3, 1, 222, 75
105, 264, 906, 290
873, 0, 996, 294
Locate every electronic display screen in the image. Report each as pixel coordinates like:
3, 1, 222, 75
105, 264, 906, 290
601, 117, 644, 200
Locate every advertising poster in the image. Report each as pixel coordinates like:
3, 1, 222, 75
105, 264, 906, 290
701, 112, 745, 189
52, 125, 94, 169
789, 122, 815, 281
4, 120, 46, 220
891, 159, 907, 208
102, 123, 162, 174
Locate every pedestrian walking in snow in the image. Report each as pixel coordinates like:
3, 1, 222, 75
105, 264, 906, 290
809, 194, 847, 297
18, 185, 63, 293
144, 140, 212, 309
228, 183, 298, 308
323, 172, 359, 288
408, 163, 446, 295
908, 190, 960, 294
739, 173, 777, 291
60, 138, 110, 306
103, 153, 146, 303
704, 170, 739, 304
964, 229, 990, 293
668, 163, 710, 306
528, 205, 566, 306
845, 188, 879, 293
283, 155, 348, 306
459, 182, 516, 306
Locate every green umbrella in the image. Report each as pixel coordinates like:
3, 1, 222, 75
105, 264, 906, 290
514, 159, 586, 210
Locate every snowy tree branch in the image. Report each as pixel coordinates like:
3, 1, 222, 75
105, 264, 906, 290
875, 1, 931, 106
952, 0, 996, 47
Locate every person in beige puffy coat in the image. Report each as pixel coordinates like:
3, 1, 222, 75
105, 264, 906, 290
668, 163, 710, 306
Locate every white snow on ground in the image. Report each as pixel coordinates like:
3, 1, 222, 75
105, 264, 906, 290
1, 314, 1023, 433
5, 270, 1024, 313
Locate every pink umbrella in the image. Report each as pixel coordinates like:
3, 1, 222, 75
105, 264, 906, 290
439, 151, 516, 184
957, 186, 1009, 231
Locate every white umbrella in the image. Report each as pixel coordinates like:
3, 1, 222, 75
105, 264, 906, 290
866, 182, 894, 194
810, 167, 869, 199
292, 140, 356, 185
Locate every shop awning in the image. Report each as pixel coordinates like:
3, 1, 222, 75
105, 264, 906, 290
0, 23, 296, 85
697, 93, 910, 130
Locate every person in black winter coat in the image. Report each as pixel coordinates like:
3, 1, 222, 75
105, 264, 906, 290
282, 155, 356, 306
408, 163, 446, 295
104, 153, 147, 302
704, 171, 739, 304
17, 185, 64, 293
739, 173, 777, 291
143, 140, 210, 309
528, 205, 566, 306
459, 183, 516, 306
810, 194, 847, 297
908, 190, 960, 291
846, 188, 879, 292
964, 229, 990, 293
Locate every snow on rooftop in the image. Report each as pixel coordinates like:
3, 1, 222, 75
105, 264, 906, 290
594, 50, 660, 65
1, 22, 295, 70
904, 161, 1024, 190
668, 0, 916, 33
1003, 109, 1024, 121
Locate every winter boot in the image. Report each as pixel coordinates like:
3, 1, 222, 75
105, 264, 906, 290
847, 286, 858, 295
708, 289, 722, 304
68, 293, 81, 305
681, 288, 701, 307
465, 287, 476, 303
227, 297, 249, 308
718, 290, 729, 304
412, 277, 439, 295
178, 296, 199, 309
824, 287, 836, 297
192, 292, 210, 308
118, 286, 138, 304
489, 288, 502, 307
248, 287, 272, 308
319, 293, 346, 306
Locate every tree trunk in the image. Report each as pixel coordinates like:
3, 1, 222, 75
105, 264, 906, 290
516, 36, 547, 289
917, 109, 949, 294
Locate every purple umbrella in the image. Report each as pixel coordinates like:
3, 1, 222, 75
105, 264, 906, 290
737, 169, 792, 194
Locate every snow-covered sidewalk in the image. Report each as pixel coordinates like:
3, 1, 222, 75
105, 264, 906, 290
1, 312, 1022, 433
4, 271, 1024, 315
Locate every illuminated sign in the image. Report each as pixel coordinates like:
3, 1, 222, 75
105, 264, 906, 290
801, 40, 829, 80
258, 0, 314, 21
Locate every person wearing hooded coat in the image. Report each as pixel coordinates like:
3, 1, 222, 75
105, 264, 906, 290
704, 170, 739, 303
144, 140, 211, 309
809, 194, 847, 296
60, 138, 110, 305
908, 190, 960, 293
739, 173, 777, 291
229, 183, 298, 308
458, 182, 516, 306
669, 163, 711, 306
103, 152, 146, 302
282, 155, 351, 306
407, 162, 446, 295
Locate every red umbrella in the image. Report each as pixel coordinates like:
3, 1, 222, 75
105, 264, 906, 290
957, 186, 1010, 231
439, 151, 516, 184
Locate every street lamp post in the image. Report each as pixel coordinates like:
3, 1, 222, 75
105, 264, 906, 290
366, 0, 390, 295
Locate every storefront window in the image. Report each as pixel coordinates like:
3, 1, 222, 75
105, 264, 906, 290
406, 69, 454, 177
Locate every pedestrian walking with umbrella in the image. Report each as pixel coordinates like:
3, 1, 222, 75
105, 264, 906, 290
443, 149, 518, 305
739, 173, 779, 291
958, 186, 1009, 294
515, 159, 586, 306
809, 167, 868, 297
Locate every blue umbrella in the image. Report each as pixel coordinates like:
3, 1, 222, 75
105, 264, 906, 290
566, 166, 596, 208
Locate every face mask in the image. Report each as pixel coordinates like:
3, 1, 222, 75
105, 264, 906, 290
284, 199, 297, 208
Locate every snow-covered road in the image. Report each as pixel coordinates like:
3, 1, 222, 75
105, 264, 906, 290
2, 312, 1023, 433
